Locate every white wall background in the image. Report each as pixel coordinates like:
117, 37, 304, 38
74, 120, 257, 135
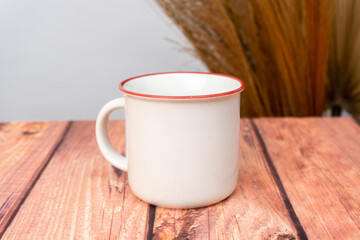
0, 0, 207, 121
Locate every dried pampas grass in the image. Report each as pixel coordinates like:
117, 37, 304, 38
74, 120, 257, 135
329, 0, 360, 116
156, 0, 360, 117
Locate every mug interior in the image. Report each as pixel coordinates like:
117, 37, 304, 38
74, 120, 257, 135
120, 72, 244, 99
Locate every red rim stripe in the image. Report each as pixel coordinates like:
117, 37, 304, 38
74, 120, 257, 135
119, 72, 245, 99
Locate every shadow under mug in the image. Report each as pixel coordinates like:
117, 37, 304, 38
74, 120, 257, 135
96, 72, 245, 208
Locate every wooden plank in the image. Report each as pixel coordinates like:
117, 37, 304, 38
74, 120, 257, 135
253, 117, 360, 239
2, 121, 150, 240
152, 119, 299, 240
0, 121, 69, 236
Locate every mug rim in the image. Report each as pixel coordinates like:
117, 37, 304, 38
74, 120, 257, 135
119, 72, 245, 99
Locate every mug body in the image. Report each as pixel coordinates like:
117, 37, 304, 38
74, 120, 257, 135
121, 73, 243, 208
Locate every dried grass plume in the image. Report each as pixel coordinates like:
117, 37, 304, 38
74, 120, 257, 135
155, 0, 360, 117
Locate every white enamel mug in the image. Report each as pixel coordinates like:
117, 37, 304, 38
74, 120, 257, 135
96, 72, 245, 208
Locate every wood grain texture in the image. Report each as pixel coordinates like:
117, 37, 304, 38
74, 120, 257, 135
0, 121, 69, 236
2, 121, 150, 240
2, 118, 359, 239
152, 119, 298, 240
253, 117, 360, 239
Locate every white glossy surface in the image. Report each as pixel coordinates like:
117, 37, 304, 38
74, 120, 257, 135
123, 73, 241, 96
96, 73, 242, 208
96, 98, 128, 171
125, 94, 240, 208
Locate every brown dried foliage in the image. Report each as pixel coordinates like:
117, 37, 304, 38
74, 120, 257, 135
328, 0, 360, 116
156, 0, 360, 117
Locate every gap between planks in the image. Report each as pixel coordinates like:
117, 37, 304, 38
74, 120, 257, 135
146, 205, 156, 240
0, 121, 72, 238
254, 117, 360, 239
2, 121, 150, 239
250, 120, 308, 240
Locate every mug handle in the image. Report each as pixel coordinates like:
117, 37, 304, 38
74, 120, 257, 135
96, 98, 128, 171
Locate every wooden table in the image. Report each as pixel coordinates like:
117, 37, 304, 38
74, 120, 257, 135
0, 118, 359, 239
